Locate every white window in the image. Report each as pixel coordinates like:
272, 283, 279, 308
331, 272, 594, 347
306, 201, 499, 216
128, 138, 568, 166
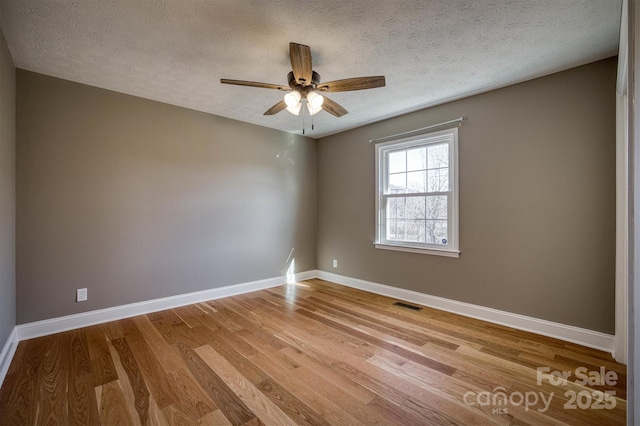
375, 127, 459, 257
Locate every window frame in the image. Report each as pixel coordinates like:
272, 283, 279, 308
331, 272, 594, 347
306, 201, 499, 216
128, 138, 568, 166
374, 127, 459, 257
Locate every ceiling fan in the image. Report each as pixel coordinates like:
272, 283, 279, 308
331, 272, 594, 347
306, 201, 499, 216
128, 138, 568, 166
221, 42, 385, 118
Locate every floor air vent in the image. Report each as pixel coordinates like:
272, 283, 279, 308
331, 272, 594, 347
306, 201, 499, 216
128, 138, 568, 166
393, 301, 423, 311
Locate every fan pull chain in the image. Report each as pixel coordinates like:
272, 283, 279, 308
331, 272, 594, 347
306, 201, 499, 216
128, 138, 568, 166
302, 100, 306, 135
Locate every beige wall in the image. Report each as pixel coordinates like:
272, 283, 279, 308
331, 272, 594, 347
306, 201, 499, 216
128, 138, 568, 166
16, 70, 317, 324
317, 57, 617, 333
0, 29, 16, 346
12, 57, 618, 334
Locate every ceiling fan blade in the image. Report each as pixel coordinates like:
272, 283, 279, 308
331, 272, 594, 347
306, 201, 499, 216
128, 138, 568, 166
317, 76, 386, 92
321, 96, 348, 117
289, 42, 313, 85
221, 79, 289, 91
264, 99, 287, 115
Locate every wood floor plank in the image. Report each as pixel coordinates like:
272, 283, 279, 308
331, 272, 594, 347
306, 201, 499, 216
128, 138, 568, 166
202, 301, 245, 332
161, 404, 200, 426
309, 280, 518, 339
311, 287, 528, 356
98, 320, 126, 341
87, 324, 119, 387
236, 329, 300, 371
206, 408, 234, 425
250, 297, 383, 361
68, 329, 92, 377
107, 343, 143, 426
131, 314, 184, 373
205, 330, 269, 385
96, 380, 135, 425
402, 396, 477, 426
247, 349, 366, 426
150, 310, 203, 348
5, 339, 27, 376
175, 342, 259, 426
167, 368, 217, 421
195, 345, 297, 426
0, 337, 44, 426
147, 386, 170, 426
292, 364, 400, 425
366, 394, 436, 426
302, 294, 458, 349
67, 329, 100, 426
371, 354, 510, 423
0, 279, 627, 425
296, 307, 457, 376
0, 373, 32, 426
335, 316, 512, 392
254, 377, 330, 426
111, 336, 150, 425
303, 291, 474, 350
274, 329, 421, 406
35, 333, 68, 425
213, 300, 289, 352
68, 370, 101, 426
173, 304, 218, 330
120, 318, 176, 409
280, 346, 378, 404
210, 325, 260, 359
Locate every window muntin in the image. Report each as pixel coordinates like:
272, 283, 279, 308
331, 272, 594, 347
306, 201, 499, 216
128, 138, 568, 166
375, 128, 459, 256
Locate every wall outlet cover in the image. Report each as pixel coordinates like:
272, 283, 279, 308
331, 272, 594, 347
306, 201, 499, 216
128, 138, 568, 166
76, 288, 88, 302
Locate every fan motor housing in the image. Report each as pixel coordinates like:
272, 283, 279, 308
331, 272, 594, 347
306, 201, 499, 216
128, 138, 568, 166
288, 71, 320, 91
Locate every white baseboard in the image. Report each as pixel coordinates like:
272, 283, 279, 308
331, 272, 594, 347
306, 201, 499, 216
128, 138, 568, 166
16, 270, 314, 341
0, 327, 18, 388
316, 270, 615, 354
4, 268, 615, 387
291, 270, 317, 282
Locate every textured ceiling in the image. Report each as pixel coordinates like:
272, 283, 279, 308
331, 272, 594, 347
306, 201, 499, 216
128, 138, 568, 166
0, 0, 622, 138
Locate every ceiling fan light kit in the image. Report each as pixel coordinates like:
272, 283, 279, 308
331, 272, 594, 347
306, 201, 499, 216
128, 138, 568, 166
284, 90, 301, 108
307, 91, 324, 109
221, 42, 386, 127
306, 101, 322, 116
286, 103, 302, 116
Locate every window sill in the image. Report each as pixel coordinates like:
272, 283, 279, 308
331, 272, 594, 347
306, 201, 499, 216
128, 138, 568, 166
374, 243, 460, 258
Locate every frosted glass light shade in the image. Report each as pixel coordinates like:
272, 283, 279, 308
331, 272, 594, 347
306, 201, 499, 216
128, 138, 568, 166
307, 91, 324, 108
284, 91, 301, 108
307, 103, 322, 115
286, 103, 302, 115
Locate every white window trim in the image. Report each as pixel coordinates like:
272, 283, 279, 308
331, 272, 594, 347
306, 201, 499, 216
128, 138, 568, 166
374, 127, 459, 258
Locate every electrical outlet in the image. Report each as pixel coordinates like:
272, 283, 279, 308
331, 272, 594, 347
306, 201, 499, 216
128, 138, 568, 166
76, 288, 88, 302
333, 259, 338, 268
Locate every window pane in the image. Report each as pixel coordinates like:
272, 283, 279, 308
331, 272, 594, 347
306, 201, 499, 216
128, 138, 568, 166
388, 173, 406, 193
427, 168, 449, 192
426, 196, 447, 219
425, 220, 448, 244
386, 218, 396, 240
428, 143, 448, 169
387, 198, 396, 218
405, 220, 425, 242
387, 197, 405, 219
407, 147, 426, 171
387, 219, 405, 241
405, 196, 426, 219
388, 151, 406, 173
406, 171, 426, 193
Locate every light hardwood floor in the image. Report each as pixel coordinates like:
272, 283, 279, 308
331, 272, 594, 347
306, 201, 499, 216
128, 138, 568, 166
0, 279, 626, 425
